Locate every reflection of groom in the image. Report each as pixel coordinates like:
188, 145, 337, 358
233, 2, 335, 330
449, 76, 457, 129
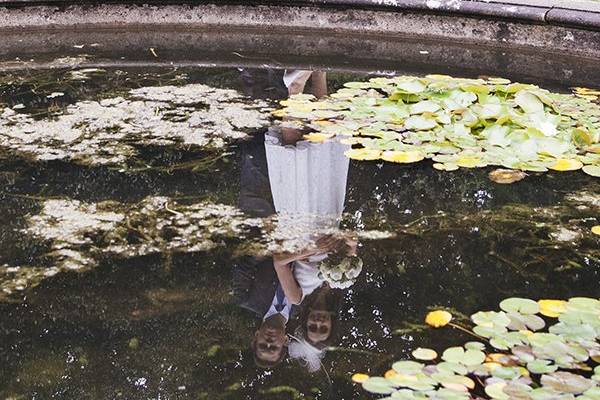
234, 131, 294, 368
233, 69, 328, 368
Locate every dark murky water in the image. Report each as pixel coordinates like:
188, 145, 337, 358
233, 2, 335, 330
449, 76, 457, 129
0, 66, 598, 400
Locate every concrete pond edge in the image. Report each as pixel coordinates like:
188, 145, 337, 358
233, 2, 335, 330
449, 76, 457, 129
0, 1, 599, 70
1, 0, 600, 31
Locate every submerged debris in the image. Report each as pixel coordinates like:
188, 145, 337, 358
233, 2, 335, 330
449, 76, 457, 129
488, 168, 527, 184
0, 83, 272, 165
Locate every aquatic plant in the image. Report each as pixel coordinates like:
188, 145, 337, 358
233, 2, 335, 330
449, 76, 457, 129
0, 82, 271, 165
354, 297, 600, 399
274, 75, 600, 177
0, 197, 390, 301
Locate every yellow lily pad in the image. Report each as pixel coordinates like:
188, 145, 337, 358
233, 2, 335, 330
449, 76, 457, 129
573, 87, 600, 96
549, 159, 583, 171
381, 150, 425, 164
303, 133, 334, 143
351, 373, 370, 383
433, 163, 459, 171
538, 299, 567, 318
339, 137, 364, 145
456, 156, 485, 168
271, 109, 287, 117
345, 148, 381, 160
425, 310, 452, 328
384, 369, 397, 379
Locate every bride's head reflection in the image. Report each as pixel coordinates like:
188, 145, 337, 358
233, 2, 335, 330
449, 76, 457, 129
298, 284, 341, 348
288, 284, 342, 372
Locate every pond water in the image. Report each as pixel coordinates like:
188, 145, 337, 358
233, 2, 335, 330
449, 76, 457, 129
0, 65, 598, 400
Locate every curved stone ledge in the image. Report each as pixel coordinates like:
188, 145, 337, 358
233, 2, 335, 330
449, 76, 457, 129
0, 2, 598, 84
1, 0, 600, 30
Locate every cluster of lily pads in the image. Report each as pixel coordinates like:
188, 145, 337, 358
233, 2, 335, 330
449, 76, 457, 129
353, 297, 600, 399
274, 75, 600, 177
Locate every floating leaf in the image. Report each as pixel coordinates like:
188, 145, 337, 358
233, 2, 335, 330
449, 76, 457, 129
405, 115, 438, 131
351, 373, 369, 383
472, 311, 511, 328
538, 300, 568, 318
412, 348, 438, 361
500, 297, 540, 315
456, 156, 485, 168
392, 360, 424, 375
540, 372, 594, 394
384, 369, 397, 379
592, 226, 600, 235
573, 87, 600, 96
433, 163, 459, 171
381, 151, 425, 164
425, 310, 453, 328
527, 360, 558, 374
485, 382, 509, 399
302, 133, 334, 143
397, 80, 426, 94
410, 100, 440, 115
582, 165, 600, 177
515, 91, 544, 113
464, 342, 486, 351
344, 148, 381, 160
362, 377, 396, 394
549, 159, 583, 171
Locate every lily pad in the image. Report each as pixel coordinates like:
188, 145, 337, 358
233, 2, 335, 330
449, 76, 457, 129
412, 348, 438, 361
500, 297, 540, 315
583, 165, 600, 177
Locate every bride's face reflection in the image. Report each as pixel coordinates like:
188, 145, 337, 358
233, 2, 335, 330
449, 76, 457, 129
306, 310, 332, 343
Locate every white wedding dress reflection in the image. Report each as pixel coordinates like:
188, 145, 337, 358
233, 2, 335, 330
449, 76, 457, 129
265, 127, 350, 302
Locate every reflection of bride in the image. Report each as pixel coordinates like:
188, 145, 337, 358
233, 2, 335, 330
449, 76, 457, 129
265, 124, 350, 301
266, 70, 353, 371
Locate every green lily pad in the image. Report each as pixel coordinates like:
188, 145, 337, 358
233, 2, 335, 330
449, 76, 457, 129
485, 382, 509, 399
540, 372, 594, 394
500, 297, 540, 315
515, 91, 545, 113
471, 311, 511, 328
528, 360, 559, 374
412, 348, 438, 361
441, 347, 485, 366
362, 377, 396, 394
392, 360, 424, 375
581, 165, 600, 178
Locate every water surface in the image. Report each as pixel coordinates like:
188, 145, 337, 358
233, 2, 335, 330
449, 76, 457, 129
0, 66, 598, 400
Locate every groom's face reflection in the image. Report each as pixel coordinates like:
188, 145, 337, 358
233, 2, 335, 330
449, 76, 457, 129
253, 320, 288, 365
